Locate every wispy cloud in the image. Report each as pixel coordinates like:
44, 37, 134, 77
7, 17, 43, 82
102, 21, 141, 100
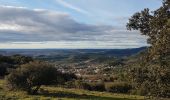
55, 0, 89, 15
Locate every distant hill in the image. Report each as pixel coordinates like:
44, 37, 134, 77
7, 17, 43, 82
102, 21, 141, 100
0, 47, 147, 58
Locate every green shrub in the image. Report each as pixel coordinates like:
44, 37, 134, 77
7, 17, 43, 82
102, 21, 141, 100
73, 81, 105, 92
0, 63, 8, 76
74, 80, 91, 90
0, 55, 33, 77
89, 82, 105, 92
5, 61, 66, 94
105, 82, 132, 93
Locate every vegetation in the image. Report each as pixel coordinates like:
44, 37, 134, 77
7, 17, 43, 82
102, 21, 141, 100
0, 0, 169, 99
64, 80, 133, 95
127, 0, 170, 98
105, 82, 132, 93
0, 79, 145, 100
5, 61, 58, 94
5, 61, 76, 94
0, 55, 33, 77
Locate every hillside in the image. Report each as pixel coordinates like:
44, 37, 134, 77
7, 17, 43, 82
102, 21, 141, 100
0, 48, 145, 82
0, 47, 146, 57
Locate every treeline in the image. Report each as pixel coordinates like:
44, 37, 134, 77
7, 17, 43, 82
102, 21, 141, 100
64, 81, 132, 94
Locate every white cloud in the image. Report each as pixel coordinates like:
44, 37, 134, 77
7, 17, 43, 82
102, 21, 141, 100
0, 24, 23, 31
0, 6, 147, 49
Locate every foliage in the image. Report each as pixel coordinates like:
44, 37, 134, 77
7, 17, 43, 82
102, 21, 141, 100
0, 79, 145, 100
105, 82, 132, 93
127, 0, 170, 97
67, 80, 133, 93
74, 80, 91, 90
62, 73, 77, 82
0, 55, 33, 77
11, 55, 33, 65
66, 80, 106, 92
0, 63, 10, 77
5, 61, 73, 94
89, 82, 105, 91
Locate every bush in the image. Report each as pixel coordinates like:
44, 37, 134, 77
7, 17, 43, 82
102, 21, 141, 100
0, 55, 33, 77
74, 80, 91, 90
5, 61, 64, 94
73, 81, 105, 92
89, 82, 105, 91
11, 55, 33, 65
62, 73, 77, 82
0, 64, 8, 77
105, 82, 132, 93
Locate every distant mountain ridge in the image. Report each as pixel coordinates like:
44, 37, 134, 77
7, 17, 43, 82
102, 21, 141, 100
0, 47, 147, 57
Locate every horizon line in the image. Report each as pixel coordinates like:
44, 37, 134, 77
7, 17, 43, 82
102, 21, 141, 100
0, 46, 147, 50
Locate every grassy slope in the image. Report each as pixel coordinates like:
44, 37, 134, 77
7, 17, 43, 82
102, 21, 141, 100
0, 79, 144, 100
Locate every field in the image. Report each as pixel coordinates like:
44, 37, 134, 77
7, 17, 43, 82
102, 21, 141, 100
0, 79, 144, 100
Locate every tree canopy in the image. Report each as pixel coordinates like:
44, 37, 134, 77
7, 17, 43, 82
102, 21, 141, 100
127, 0, 170, 98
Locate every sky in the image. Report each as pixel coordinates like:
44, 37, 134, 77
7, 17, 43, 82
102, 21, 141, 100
0, 0, 162, 49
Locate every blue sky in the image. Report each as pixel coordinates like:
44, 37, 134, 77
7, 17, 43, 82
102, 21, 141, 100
0, 0, 162, 49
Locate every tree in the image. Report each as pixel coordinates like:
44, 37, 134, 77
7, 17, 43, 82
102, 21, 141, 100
5, 61, 68, 94
127, 0, 170, 98
11, 55, 33, 65
0, 63, 12, 76
0, 55, 33, 77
